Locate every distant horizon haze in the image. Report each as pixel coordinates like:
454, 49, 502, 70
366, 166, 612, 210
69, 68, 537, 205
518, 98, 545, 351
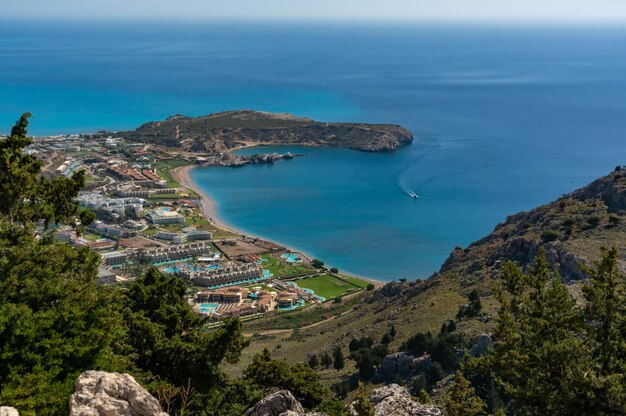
4, 0, 626, 24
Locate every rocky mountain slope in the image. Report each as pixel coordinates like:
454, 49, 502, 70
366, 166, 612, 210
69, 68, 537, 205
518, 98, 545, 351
238, 167, 626, 379
120, 110, 413, 153
440, 166, 626, 281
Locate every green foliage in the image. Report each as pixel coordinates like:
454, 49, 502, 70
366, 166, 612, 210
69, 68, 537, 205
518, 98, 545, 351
540, 229, 560, 242
352, 382, 375, 416
311, 259, 325, 268
244, 349, 328, 409
316, 398, 347, 416
122, 269, 249, 391
445, 371, 486, 416
0, 114, 94, 243
0, 115, 252, 415
0, 115, 116, 414
417, 388, 432, 404
333, 346, 345, 371
466, 248, 626, 415
321, 351, 333, 369
308, 353, 320, 369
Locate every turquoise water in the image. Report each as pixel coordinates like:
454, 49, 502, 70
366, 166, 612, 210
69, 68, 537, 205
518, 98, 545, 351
281, 253, 301, 263
3, 22, 626, 279
198, 303, 219, 314
285, 281, 326, 302
277, 299, 306, 311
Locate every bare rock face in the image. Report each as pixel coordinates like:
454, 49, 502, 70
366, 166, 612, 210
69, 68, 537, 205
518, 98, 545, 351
349, 384, 442, 416
69, 371, 167, 416
244, 390, 328, 416
244, 390, 305, 416
375, 352, 414, 382
0, 407, 19, 416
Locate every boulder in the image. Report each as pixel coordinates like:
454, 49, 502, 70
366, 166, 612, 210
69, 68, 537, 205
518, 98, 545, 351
244, 390, 327, 416
0, 407, 19, 416
375, 352, 414, 382
349, 384, 442, 416
469, 334, 492, 357
244, 390, 305, 416
69, 371, 167, 416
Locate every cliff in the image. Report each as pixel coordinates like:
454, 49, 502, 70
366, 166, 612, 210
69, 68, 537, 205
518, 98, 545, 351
120, 110, 413, 153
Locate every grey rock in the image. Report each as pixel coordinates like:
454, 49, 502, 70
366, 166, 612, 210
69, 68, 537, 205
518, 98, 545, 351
69, 371, 167, 416
470, 334, 492, 357
244, 390, 305, 416
413, 354, 432, 373
349, 384, 442, 416
376, 352, 413, 382
0, 407, 19, 416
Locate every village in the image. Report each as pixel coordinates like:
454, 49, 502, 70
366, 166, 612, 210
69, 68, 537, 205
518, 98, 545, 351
25, 132, 372, 320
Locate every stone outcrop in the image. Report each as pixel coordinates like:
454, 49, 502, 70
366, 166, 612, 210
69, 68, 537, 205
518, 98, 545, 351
349, 384, 442, 416
244, 390, 328, 416
375, 352, 414, 382
244, 390, 305, 416
469, 334, 492, 357
69, 371, 167, 416
0, 407, 19, 416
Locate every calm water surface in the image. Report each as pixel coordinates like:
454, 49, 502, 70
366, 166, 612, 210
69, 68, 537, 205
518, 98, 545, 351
3, 22, 626, 279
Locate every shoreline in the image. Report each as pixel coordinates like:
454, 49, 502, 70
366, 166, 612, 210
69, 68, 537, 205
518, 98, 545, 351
171, 164, 385, 287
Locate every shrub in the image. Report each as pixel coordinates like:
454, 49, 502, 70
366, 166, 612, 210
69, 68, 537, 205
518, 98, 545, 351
541, 230, 560, 242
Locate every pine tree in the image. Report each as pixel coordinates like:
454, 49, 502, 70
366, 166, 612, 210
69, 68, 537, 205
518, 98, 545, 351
465, 249, 600, 415
417, 389, 432, 404
352, 382, 375, 416
308, 353, 319, 369
0, 114, 114, 414
580, 247, 626, 413
333, 346, 345, 371
445, 371, 486, 416
321, 351, 333, 369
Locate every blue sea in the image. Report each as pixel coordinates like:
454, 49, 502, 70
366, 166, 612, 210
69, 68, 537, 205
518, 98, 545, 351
3, 21, 626, 280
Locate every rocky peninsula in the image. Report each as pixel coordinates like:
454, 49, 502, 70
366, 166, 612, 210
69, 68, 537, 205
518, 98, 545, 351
120, 110, 414, 157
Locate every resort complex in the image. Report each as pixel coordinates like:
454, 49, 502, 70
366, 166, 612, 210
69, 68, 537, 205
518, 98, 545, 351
28, 132, 371, 320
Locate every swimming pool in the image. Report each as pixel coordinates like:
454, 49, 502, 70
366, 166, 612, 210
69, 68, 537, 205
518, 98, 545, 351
280, 253, 301, 263
263, 270, 273, 278
277, 299, 305, 311
198, 302, 219, 314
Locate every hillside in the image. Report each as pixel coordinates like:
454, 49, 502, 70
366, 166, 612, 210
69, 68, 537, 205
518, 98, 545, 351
120, 110, 414, 153
236, 167, 626, 381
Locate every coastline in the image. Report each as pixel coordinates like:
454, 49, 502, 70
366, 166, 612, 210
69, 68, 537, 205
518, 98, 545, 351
171, 164, 385, 288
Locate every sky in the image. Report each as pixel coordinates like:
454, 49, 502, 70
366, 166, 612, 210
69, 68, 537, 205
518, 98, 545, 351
3, 0, 626, 23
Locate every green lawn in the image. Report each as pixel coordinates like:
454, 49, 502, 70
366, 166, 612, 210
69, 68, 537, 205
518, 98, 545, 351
297, 274, 362, 299
261, 255, 313, 278
155, 159, 190, 188
341, 275, 370, 289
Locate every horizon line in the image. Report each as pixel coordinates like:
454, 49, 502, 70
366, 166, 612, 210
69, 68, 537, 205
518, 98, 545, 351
3, 16, 626, 27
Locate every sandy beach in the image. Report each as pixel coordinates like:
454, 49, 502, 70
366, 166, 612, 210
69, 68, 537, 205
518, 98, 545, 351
171, 164, 385, 287
172, 165, 234, 232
